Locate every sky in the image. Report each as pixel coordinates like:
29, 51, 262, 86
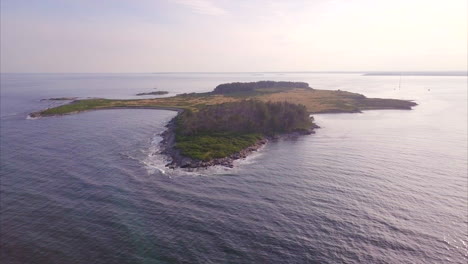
1, 0, 466, 73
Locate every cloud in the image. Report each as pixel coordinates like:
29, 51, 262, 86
172, 0, 226, 16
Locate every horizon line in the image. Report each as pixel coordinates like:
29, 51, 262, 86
1, 70, 467, 74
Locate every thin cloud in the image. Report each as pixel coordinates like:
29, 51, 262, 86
172, 0, 226, 16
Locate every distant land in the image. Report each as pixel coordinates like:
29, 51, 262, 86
32, 81, 417, 168
363, 71, 467, 76
40, 97, 78, 101
136, 91, 169, 96
146, 71, 467, 77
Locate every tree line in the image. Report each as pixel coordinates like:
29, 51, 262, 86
212, 81, 310, 94
176, 100, 314, 136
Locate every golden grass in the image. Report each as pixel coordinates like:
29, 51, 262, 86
105, 95, 240, 111
255, 89, 362, 113
35, 88, 415, 117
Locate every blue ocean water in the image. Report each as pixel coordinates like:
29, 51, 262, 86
1, 73, 467, 263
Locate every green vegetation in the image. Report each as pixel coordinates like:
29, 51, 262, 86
175, 132, 263, 161
176, 100, 314, 136
136, 91, 169, 96
173, 100, 314, 160
212, 81, 309, 95
39, 99, 113, 116
41, 97, 78, 101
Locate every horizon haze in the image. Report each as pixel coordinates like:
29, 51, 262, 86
1, 0, 467, 73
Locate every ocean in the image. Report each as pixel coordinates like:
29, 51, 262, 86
1, 72, 467, 263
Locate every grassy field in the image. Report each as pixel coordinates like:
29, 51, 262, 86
175, 132, 263, 161
33, 87, 416, 117
33, 94, 238, 116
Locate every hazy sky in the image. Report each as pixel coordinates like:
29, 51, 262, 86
1, 0, 466, 72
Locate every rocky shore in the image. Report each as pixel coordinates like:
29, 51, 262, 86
159, 117, 319, 169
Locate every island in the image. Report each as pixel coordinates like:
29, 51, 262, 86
136, 91, 169, 96
161, 100, 318, 168
40, 97, 78, 101
30, 81, 417, 168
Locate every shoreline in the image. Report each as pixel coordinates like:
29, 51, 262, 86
29, 103, 410, 169
29, 105, 184, 118
28, 101, 412, 170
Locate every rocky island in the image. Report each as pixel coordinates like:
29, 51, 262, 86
161, 100, 319, 168
30, 81, 417, 168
